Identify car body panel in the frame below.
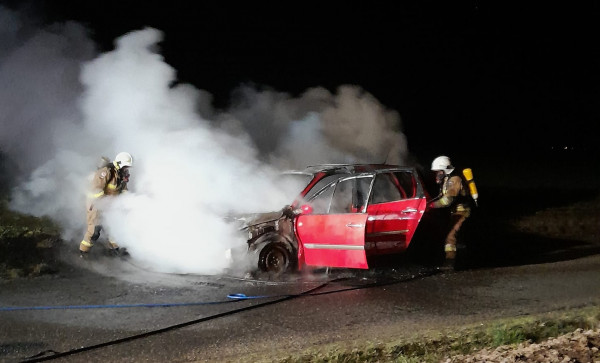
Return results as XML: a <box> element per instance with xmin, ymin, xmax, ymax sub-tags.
<box><xmin>365</xmin><ymin>197</ymin><xmax>427</xmax><ymax>255</ymax></box>
<box><xmin>296</xmin><ymin>213</ymin><xmax>369</xmax><ymax>269</ymax></box>
<box><xmin>238</xmin><ymin>164</ymin><xmax>436</xmax><ymax>273</ymax></box>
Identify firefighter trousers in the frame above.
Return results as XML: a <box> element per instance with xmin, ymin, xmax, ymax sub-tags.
<box><xmin>444</xmin><ymin>212</ymin><xmax>469</xmax><ymax>260</ymax></box>
<box><xmin>80</xmin><ymin>203</ymin><xmax>118</xmax><ymax>252</ymax></box>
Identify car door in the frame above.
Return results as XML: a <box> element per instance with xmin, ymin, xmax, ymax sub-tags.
<box><xmin>365</xmin><ymin>171</ymin><xmax>427</xmax><ymax>254</ymax></box>
<box><xmin>296</xmin><ymin>175</ymin><xmax>372</xmax><ymax>269</ymax></box>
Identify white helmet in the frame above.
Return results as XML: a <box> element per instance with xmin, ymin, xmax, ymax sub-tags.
<box><xmin>431</xmin><ymin>155</ymin><xmax>454</xmax><ymax>174</ymax></box>
<box><xmin>114</xmin><ymin>152</ymin><xmax>133</xmax><ymax>169</ymax></box>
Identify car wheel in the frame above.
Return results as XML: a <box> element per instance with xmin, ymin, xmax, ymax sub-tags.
<box><xmin>258</xmin><ymin>242</ymin><xmax>292</xmax><ymax>274</ymax></box>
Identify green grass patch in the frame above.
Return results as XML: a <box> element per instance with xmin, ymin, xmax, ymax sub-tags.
<box><xmin>275</xmin><ymin>305</ymin><xmax>600</xmax><ymax>363</ymax></box>
<box><xmin>0</xmin><ymin>200</ymin><xmax>62</xmax><ymax>279</ymax></box>
<box><xmin>0</xmin><ymin>200</ymin><xmax>60</xmax><ymax>239</ymax></box>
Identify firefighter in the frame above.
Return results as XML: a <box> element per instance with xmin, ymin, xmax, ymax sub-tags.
<box><xmin>428</xmin><ymin>155</ymin><xmax>471</xmax><ymax>271</ymax></box>
<box><xmin>79</xmin><ymin>152</ymin><xmax>133</xmax><ymax>258</ymax></box>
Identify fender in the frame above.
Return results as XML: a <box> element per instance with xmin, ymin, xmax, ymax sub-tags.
<box><xmin>249</xmin><ymin>233</ymin><xmax>297</xmax><ymax>272</ymax></box>
<box><xmin>249</xmin><ymin>233</ymin><xmax>296</xmax><ymax>255</ymax></box>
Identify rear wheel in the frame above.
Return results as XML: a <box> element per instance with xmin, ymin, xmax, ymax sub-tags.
<box><xmin>258</xmin><ymin>242</ymin><xmax>293</xmax><ymax>274</ymax></box>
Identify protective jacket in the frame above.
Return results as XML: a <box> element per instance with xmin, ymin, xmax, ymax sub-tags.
<box><xmin>430</xmin><ymin>173</ymin><xmax>471</xmax><ymax>216</ymax></box>
<box><xmin>88</xmin><ymin>164</ymin><xmax>128</xmax><ymax>199</ymax></box>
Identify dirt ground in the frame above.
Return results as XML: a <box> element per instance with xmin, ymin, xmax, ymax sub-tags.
<box><xmin>445</xmin><ymin>329</ymin><xmax>600</xmax><ymax>363</ymax></box>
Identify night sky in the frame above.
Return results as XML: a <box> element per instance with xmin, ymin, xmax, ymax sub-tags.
<box><xmin>3</xmin><ymin>1</ymin><xmax>600</xmax><ymax>171</ymax></box>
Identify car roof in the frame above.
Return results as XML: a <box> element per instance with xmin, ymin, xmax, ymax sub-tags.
<box><xmin>289</xmin><ymin>164</ymin><xmax>416</xmax><ymax>175</ymax></box>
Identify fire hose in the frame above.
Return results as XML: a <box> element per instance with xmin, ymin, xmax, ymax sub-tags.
<box><xmin>12</xmin><ymin>269</ymin><xmax>438</xmax><ymax>362</ymax></box>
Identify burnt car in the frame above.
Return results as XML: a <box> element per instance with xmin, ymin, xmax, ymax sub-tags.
<box><xmin>236</xmin><ymin>164</ymin><xmax>442</xmax><ymax>274</ymax></box>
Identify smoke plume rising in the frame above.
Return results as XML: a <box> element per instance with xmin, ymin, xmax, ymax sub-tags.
<box><xmin>1</xmin><ymin>6</ymin><xmax>410</xmax><ymax>275</ymax></box>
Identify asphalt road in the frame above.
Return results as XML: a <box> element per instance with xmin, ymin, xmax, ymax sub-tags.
<box><xmin>1</xmin><ymin>236</ymin><xmax>600</xmax><ymax>363</ymax></box>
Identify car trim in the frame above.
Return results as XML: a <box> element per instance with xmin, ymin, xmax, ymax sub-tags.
<box><xmin>366</xmin><ymin>230</ymin><xmax>409</xmax><ymax>237</ymax></box>
<box><xmin>368</xmin><ymin>216</ymin><xmax>416</xmax><ymax>221</ymax></box>
<box><xmin>304</xmin><ymin>243</ymin><xmax>365</xmax><ymax>251</ymax></box>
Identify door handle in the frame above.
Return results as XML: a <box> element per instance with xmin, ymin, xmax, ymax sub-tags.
<box><xmin>401</xmin><ymin>208</ymin><xmax>417</xmax><ymax>214</ymax></box>
<box><xmin>346</xmin><ymin>223</ymin><xmax>365</xmax><ymax>228</ymax></box>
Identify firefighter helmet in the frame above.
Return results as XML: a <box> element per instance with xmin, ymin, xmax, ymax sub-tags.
<box><xmin>431</xmin><ymin>155</ymin><xmax>454</xmax><ymax>174</ymax></box>
<box><xmin>114</xmin><ymin>152</ymin><xmax>133</xmax><ymax>169</ymax></box>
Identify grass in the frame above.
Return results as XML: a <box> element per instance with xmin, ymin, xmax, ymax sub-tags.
<box><xmin>273</xmin><ymin>305</ymin><xmax>600</xmax><ymax>362</ymax></box>
<box><xmin>0</xmin><ymin>199</ymin><xmax>60</xmax><ymax>238</ymax></box>
<box><xmin>0</xmin><ymin>199</ymin><xmax>62</xmax><ymax>279</ymax></box>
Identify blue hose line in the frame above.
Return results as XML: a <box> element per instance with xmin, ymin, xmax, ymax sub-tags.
<box><xmin>226</xmin><ymin>293</ymin><xmax>276</xmax><ymax>300</ymax></box>
<box><xmin>1</xmin><ymin>299</ymin><xmax>236</xmax><ymax>311</ymax></box>
<box><xmin>0</xmin><ymin>293</ymin><xmax>285</xmax><ymax>311</ymax></box>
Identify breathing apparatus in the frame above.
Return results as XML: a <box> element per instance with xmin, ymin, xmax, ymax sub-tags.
<box><xmin>462</xmin><ymin>168</ymin><xmax>479</xmax><ymax>207</ymax></box>
<box><xmin>431</xmin><ymin>156</ymin><xmax>479</xmax><ymax>206</ymax></box>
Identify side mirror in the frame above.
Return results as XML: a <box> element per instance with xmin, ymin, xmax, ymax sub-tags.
<box><xmin>300</xmin><ymin>204</ymin><xmax>314</xmax><ymax>215</ymax></box>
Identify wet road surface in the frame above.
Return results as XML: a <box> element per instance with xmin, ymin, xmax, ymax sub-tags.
<box><xmin>1</xmin><ymin>243</ymin><xmax>600</xmax><ymax>363</ymax></box>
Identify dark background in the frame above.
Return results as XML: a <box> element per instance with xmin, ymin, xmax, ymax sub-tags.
<box><xmin>3</xmin><ymin>1</ymin><xmax>600</xmax><ymax>189</ymax></box>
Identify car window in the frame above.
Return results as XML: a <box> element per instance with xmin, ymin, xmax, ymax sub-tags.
<box><xmin>324</xmin><ymin>176</ymin><xmax>373</xmax><ymax>214</ymax></box>
<box><xmin>279</xmin><ymin>172</ymin><xmax>314</xmax><ymax>201</ymax></box>
<box><xmin>310</xmin><ymin>184</ymin><xmax>335</xmax><ymax>214</ymax></box>
<box><xmin>370</xmin><ymin>172</ymin><xmax>416</xmax><ymax>204</ymax></box>
<box><xmin>393</xmin><ymin>171</ymin><xmax>416</xmax><ymax>198</ymax></box>
<box><xmin>329</xmin><ymin>178</ymin><xmax>353</xmax><ymax>213</ymax></box>
<box><xmin>303</xmin><ymin>174</ymin><xmax>345</xmax><ymax>202</ymax></box>
<box><xmin>353</xmin><ymin>176</ymin><xmax>373</xmax><ymax>211</ymax></box>
<box><xmin>371</xmin><ymin>173</ymin><xmax>403</xmax><ymax>204</ymax></box>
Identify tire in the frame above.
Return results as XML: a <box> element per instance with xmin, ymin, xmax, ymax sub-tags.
<box><xmin>258</xmin><ymin>242</ymin><xmax>293</xmax><ymax>274</ymax></box>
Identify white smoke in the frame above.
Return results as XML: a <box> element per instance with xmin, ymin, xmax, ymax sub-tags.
<box><xmin>0</xmin><ymin>18</ymin><xmax>94</xmax><ymax>175</ymax></box>
<box><xmin>1</xmin><ymin>6</ymin><xmax>410</xmax><ymax>275</ymax></box>
<box><xmin>224</xmin><ymin>85</ymin><xmax>407</xmax><ymax>168</ymax></box>
<box><xmin>0</xmin><ymin>6</ymin><xmax>96</xmax><ymax>234</ymax></box>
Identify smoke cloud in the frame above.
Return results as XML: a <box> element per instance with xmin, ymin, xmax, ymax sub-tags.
<box><xmin>1</xmin><ymin>6</ymin><xmax>410</xmax><ymax>275</ymax></box>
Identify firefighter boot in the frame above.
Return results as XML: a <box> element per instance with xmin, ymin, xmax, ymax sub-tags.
<box><xmin>115</xmin><ymin>247</ymin><xmax>129</xmax><ymax>258</ymax></box>
<box><xmin>106</xmin><ymin>239</ymin><xmax>125</xmax><ymax>258</ymax></box>
<box><xmin>106</xmin><ymin>247</ymin><xmax>129</xmax><ymax>258</ymax></box>
<box><xmin>438</xmin><ymin>249</ymin><xmax>456</xmax><ymax>272</ymax></box>
<box><xmin>438</xmin><ymin>258</ymin><xmax>455</xmax><ymax>272</ymax></box>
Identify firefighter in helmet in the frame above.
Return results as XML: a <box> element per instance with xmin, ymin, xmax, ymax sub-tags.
<box><xmin>428</xmin><ymin>155</ymin><xmax>471</xmax><ymax>271</ymax></box>
<box><xmin>79</xmin><ymin>152</ymin><xmax>133</xmax><ymax>258</ymax></box>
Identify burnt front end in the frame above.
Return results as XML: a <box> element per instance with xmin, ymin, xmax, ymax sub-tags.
<box><xmin>236</xmin><ymin>206</ymin><xmax>299</xmax><ymax>274</ymax></box>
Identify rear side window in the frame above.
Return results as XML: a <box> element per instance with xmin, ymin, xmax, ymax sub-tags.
<box><xmin>394</xmin><ymin>172</ymin><xmax>416</xmax><ymax>198</ymax></box>
<box><xmin>371</xmin><ymin>172</ymin><xmax>416</xmax><ymax>204</ymax></box>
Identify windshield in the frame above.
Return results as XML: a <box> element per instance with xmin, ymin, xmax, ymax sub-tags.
<box><xmin>279</xmin><ymin>172</ymin><xmax>314</xmax><ymax>202</ymax></box>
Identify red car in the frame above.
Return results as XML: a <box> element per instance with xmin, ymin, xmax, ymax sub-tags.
<box><xmin>238</xmin><ymin>164</ymin><xmax>436</xmax><ymax>274</ymax></box>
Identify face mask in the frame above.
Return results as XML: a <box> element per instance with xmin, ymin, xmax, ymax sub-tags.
<box><xmin>120</xmin><ymin>167</ymin><xmax>130</xmax><ymax>182</ymax></box>
<box><xmin>435</xmin><ymin>171</ymin><xmax>445</xmax><ymax>184</ymax></box>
